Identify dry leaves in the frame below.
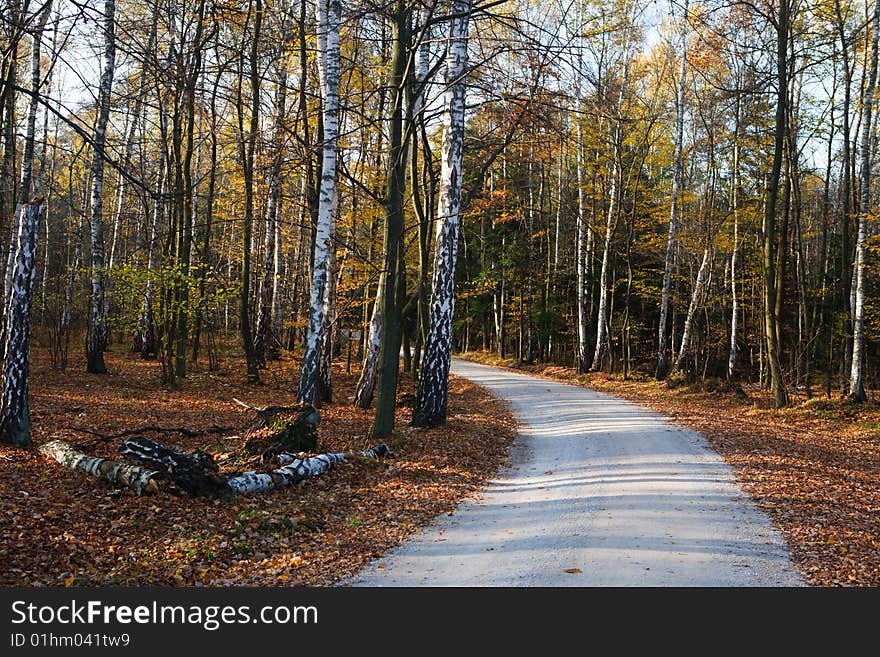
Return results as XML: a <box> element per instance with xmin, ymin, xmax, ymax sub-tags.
<box><xmin>0</xmin><ymin>346</ymin><xmax>516</xmax><ymax>587</ymax></box>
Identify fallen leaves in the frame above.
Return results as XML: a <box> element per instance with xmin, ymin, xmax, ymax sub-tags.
<box><xmin>0</xmin><ymin>346</ymin><xmax>516</xmax><ymax>587</ymax></box>
<box><xmin>564</xmin><ymin>568</ymin><xmax>582</xmax><ymax>574</ymax></box>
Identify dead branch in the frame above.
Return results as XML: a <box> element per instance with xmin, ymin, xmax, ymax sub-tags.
<box><xmin>67</xmin><ymin>425</ymin><xmax>235</xmax><ymax>449</ymax></box>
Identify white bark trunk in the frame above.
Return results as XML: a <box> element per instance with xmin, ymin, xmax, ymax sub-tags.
<box><xmin>575</xmin><ymin>116</ymin><xmax>588</xmax><ymax>371</ymax></box>
<box><xmin>4</xmin><ymin>2</ymin><xmax>50</xmax><ymax>308</ymax></box>
<box><xmin>850</xmin><ymin>0</ymin><xmax>880</xmax><ymax>401</ymax></box>
<box><xmin>354</xmin><ymin>273</ymin><xmax>384</xmax><ymax>408</ymax></box>
<box><xmin>228</xmin><ymin>444</ymin><xmax>389</xmax><ymax>494</ymax></box>
<box><xmin>1</xmin><ymin>200</ymin><xmax>44</xmax><ymax>446</ymax></box>
<box><xmin>298</xmin><ymin>0</ymin><xmax>340</xmax><ymax>404</ymax></box>
<box><xmin>317</xmin><ymin>206</ymin><xmax>339</xmax><ymax>402</ymax></box>
<box><xmin>413</xmin><ymin>0</ymin><xmax>471</xmax><ymax>427</ymax></box>
<box><xmin>40</xmin><ymin>440</ymin><xmax>160</xmax><ymax>495</ymax></box>
<box><xmin>728</xmin><ymin>97</ymin><xmax>741</xmax><ymax>379</ymax></box>
<box><xmin>591</xmin><ymin>14</ymin><xmax>635</xmax><ymax>372</ymax></box>
<box><xmin>86</xmin><ymin>0</ymin><xmax>116</xmax><ymax>374</ymax></box>
<box><xmin>674</xmin><ymin>247</ymin><xmax>711</xmax><ymax>374</ymax></box>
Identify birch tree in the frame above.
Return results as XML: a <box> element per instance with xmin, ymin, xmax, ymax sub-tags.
<box><xmin>412</xmin><ymin>0</ymin><xmax>471</xmax><ymax>428</ymax></box>
<box><xmin>86</xmin><ymin>0</ymin><xmax>116</xmax><ymax>374</ymax></box>
<box><xmin>849</xmin><ymin>0</ymin><xmax>880</xmax><ymax>403</ymax></box>
<box><xmin>656</xmin><ymin>0</ymin><xmax>687</xmax><ymax>380</ymax></box>
<box><xmin>0</xmin><ymin>198</ymin><xmax>44</xmax><ymax>446</ymax></box>
<box><xmin>298</xmin><ymin>0</ymin><xmax>341</xmax><ymax>404</ymax></box>
<box><xmin>591</xmin><ymin>8</ymin><xmax>635</xmax><ymax>372</ymax></box>
<box><xmin>3</xmin><ymin>1</ymin><xmax>50</xmax><ymax>321</ymax></box>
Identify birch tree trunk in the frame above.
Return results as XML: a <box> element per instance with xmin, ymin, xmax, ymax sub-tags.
<box><xmin>656</xmin><ymin>0</ymin><xmax>687</xmax><ymax>380</ymax></box>
<box><xmin>673</xmin><ymin>248</ymin><xmax>710</xmax><ymax>376</ymax></box>
<box><xmin>412</xmin><ymin>0</ymin><xmax>470</xmax><ymax>428</ymax></box>
<box><xmin>40</xmin><ymin>440</ymin><xmax>160</xmax><ymax>494</ymax></box>
<box><xmin>591</xmin><ymin>15</ymin><xmax>634</xmax><ymax>373</ymax></box>
<box><xmin>3</xmin><ymin>2</ymin><xmax>50</xmax><ymax>316</ymax></box>
<box><xmin>849</xmin><ymin>0</ymin><xmax>880</xmax><ymax>403</ymax></box>
<box><xmin>316</xmin><ymin>206</ymin><xmax>339</xmax><ymax>404</ymax></box>
<box><xmin>575</xmin><ymin>113</ymin><xmax>589</xmax><ymax>372</ymax></box>
<box><xmin>298</xmin><ymin>0</ymin><xmax>340</xmax><ymax>404</ymax></box>
<box><xmin>590</xmin><ymin>154</ymin><xmax>620</xmax><ymax>372</ymax></box>
<box><xmin>1</xmin><ymin>199</ymin><xmax>44</xmax><ymax>446</ymax></box>
<box><xmin>354</xmin><ymin>273</ymin><xmax>383</xmax><ymax>408</ymax></box>
<box><xmin>728</xmin><ymin>77</ymin><xmax>741</xmax><ymax>380</ymax></box>
<box><xmin>86</xmin><ymin>0</ymin><xmax>117</xmax><ymax>374</ymax></box>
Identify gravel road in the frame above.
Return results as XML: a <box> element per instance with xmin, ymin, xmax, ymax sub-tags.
<box><xmin>349</xmin><ymin>359</ymin><xmax>803</xmax><ymax>586</ymax></box>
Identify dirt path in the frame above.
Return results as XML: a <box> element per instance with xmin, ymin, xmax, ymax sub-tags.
<box><xmin>350</xmin><ymin>359</ymin><xmax>803</xmax><ymax>586</ymax></box>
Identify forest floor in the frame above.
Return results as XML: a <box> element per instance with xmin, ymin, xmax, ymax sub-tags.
<box><xmin>459</xmin><ymin>351</ymin><xmax>880</xmax><ymax>586</ymax></box>
<box><xmin>0</xmin><ymin>340</ymin><xmax>515</xmax><ymax>586</ymax></box>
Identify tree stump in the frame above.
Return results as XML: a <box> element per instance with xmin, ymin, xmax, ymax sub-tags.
<box><xmin>241</xmin><ymin>402</ymin><xmax>320</xmax><ymax>459</ymax></box>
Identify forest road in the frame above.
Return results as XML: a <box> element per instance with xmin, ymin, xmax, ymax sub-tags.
<box><xmin>348</xmin><ymin>359</ymin><xmax>804</xmax><ymax>586</ymax></box>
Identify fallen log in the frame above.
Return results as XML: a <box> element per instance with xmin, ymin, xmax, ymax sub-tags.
<box><xmin>228</xmin><ymin>443</ymin><xmax>391</xmax><ymax>494</ymax></box>
<box><xmin>120</xmin><ymin>437</ymin><xmax>231</xmax><ymax>497</ymax></box>
<box><xmin>42</xmin><ymin>436</ymin><xmax>389</xmax><ymax>497</ymax></box>
<box><xmin>39</xmin><ymin>440</ymin><xmax>159</xmax><ymax>495</ymax></box>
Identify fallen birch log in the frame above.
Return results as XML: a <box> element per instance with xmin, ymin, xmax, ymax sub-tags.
<box><xmin>41</xmin><ymin>437</ymin><xmax>389</xmax><ymax>497</ymax></box>
<box><xmin>120</xmin><ymin>437</ymin><xmax>231</xmax><ymax>497</ymax></box>
<box><xmin>228</xmin><ymin>444</ymin><xmax>391</xmax><ymax>494</ymax></box>
<box><xmin>39</xmin><ymin>440</ymin><xmax>159</xmax><ymax>495</ymax></box>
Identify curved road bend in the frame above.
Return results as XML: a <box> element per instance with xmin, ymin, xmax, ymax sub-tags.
<box><xmin>350</xmin><ymin>359</ymin><xmax>803</xmax><ymax>586</ymax></box>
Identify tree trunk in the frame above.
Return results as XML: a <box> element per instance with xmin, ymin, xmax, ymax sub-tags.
<box><xmin>656</xmin><ymin>0</ymin><xmax>687</xmax><ymax>380</ymax></box>
<box><xmin>39</xmin><ymin>440</ymin><xmax>159</xmax><ymax>495</ymax></box>
<box><xmin>254</xmin><ymin>61</ymin><xmax>288</xmax><ymax>365</ymax></box>
<box><xmin>354</xmin><ymin>273</ymin><xmax>383</xmax><ymax>408</ymax></box>
<box><xmin>849</xmin><ymin>0</ymin><xmax>880</xmax><ymax>402</ymax></box>
<box><xmin>0</xmin><ymin>199</ymin><xmax>44</xmax><ymax>446</ymax></box>
<box><xmin>412</xmin><ymin>0</ymin><xmax>470</xmax><ymax>428</ymax></box>
<box><xmin>239</xmin><ymin>0</ymin><xmax>264</xmax><ymax>384</ymax></box>
<box><xmin>591</xmin><ymin>18</ymin><xmax>634</xmax><ymax>373</ymax></box>
<box><xmin>673</xmin><ymin>248</ymin><xmax>710</xmax><ymax>376</ymax></box>
<box><xmin>763</xmin><ymin>0</ymin><xmax>790</xmax><ymax>408</ymax></box>
<box><xmin>86</xmin><ymin>0</ymin><xmax>117</xmax><ymax>374</ymax></box>
<box><xmin>298</xmin><ymin>0</ymin><xmax>340</xmax><ymax>404</ymax></box>
<box><xmin>728</xmin><ymin>76</ymin><xmax>742</xmax><ymax>380</ymax></box>
<box><xmin>371</xmin><ymin>2</ymin><xmax>412</xmax><ymax>437</ymax></box>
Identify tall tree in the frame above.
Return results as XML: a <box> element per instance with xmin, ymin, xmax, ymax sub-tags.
<box><xmin>656</xmin><ymin>0</ymin><xmax>687</xmax><ymax>380</ymax></box>
<box><xmin>238</xmin><ymin>0</ymin><xmax>264</xmax><ymax>384</ymax></box>
<box><xmin>86</xmin><ymin>0</ymin><xmax>117</xmax><ymax>374</ymax></box>
<box><xmin>412</xmin><ymin>0</ymin><xmax>470</xmax><ymax>428</ymax></box>
<box><xmin>299</xmin><ymin>0</ymin><xmax>341</xmax><ymax>403</ymax></box>
<box><xmin>0</xmin><ymin>198</ymin><xmax>45</xmax><ymax>446</ymax></box>
<box><xmin>370</xmin><ymin>0</ymin><xmax>412</xmax><ymax>436</ymax></box>
<box><xmin>849</xmin><ymin>0</ymin><xmax>880</xmax><ymax>402</ymax></box>
<box><xmin>763</xmin><ymin>0</ymin><xmax>790</xmax><ymax>408</ymax></box>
